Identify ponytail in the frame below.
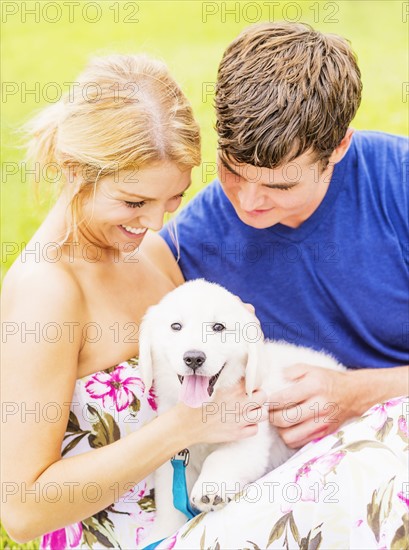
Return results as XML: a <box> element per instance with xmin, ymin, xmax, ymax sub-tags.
<box><xmin>23</xmin><ymin>99</ymin><xmax>68</xmax><ymax>195</ymax></box>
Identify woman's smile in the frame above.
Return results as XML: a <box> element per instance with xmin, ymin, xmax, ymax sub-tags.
<box><xmin>118</xmin><ymin>224</ymin><xmax>148</xmax><ymax>239</ymax></box>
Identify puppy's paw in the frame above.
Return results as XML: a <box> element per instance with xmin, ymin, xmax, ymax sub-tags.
<box><xmin>190</xmin><ymin>478</ymin><xmax>240</xmax><ymax>512</ymax></box>
<box><xmin>191</xmin><ymin>491</ymin><xmax>231</xmax><ymax>512</ymax></box>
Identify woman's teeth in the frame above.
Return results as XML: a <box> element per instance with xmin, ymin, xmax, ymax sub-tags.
<box><xmin>121</xmin><ymin>225</ymin><xmax>147</xmax><ymax>235</ymax></box>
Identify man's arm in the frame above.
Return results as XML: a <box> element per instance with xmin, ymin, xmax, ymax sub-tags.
<box><xmin>268</xmin><ymin>364</ymin><xmax>409</xmax><ymax>448</ymax></box>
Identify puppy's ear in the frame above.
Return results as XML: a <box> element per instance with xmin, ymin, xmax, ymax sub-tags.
<box><xmin>138</xmin><ymin>308</ymin><xmax>155</xmax><ymax>392</ymax></box>
<box><xmin>244</xmin><ymin>322</ymin><xmax>265</xmax><ymax>396</ymax></box>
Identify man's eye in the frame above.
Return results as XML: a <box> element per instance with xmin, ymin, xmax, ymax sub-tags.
<box><xmin>212</xmin><ymin>323</ymin><xmax>226</xmax><ymax>332</ymax></box>
<box><xmin>275</xmin><ymin>185</ymin><xmax>293</xmax><ymax>191</ymax></box>
<box><xmin>171</xmin><ymin>323</ymin><xmax>182</xmax><ymax>331</ymax></box>
<box><xmin>266</xmin><ymin>184</ymin><xmax>296</xmax><ymax>191</ymax></box>
<box><xmin>125</xmin><ymin>201</ymin><xmax>145</xmax><ymax>208</ymax></box>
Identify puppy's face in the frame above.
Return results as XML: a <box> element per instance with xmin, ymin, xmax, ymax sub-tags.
<box><xmin>139</xmin><ymin>280</ymin><xmax>263</xmax><ymax>407</ymax></box>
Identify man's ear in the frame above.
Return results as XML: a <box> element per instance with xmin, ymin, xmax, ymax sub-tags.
<box><xmin>329</xmin><ymin>127</ymin><xmax>354</xmax><ymax>164</ymax></box>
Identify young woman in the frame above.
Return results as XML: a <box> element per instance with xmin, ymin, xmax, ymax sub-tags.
<box><xmin>1</xmin><ymin>54</ymin><xmax>267</xmax><ymax>548</ymax></box>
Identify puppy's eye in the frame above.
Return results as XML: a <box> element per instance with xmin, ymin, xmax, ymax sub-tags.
<box><xmin>171</xmin><ymin>323</ymin><xmax>182</xmax><ymax>331</ymax></box>
<box><xmin>212</xmin><ymin>323</ymin><xmax>226</xmax><ymax>332</ymax></box>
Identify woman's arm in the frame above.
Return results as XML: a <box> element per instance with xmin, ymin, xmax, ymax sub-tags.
<box><xmin>268</xmin><ymin>363</ymin><xmax>409</xmax><ymax>448</ymax></box>
<box><xmin>1</xmin><ymin>265</ymin><xmax>265</xmax><ymax>542</ymax></box>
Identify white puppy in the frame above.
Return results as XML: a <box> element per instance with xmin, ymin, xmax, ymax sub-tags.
<box><xmin>138</xmin><ymin>279</ymin><xmax>345</xmax><ymax>545</ymax></box>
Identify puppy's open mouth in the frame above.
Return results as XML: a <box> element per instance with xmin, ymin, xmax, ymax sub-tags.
<box><xmin>177</xmin><ymin>364</ymin><xmax>226</xmax><ymax>408</ymax></box>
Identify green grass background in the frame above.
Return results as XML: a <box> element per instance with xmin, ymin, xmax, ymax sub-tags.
<box><xmin>0</xmin><ymin>0</ymin><xmax>407</xmax><ymax>547</ymax></box>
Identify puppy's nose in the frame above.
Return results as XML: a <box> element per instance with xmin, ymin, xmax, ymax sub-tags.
<box><xmin>183</xmin><ymin>350</ymin><xmax>206</xmax><ymax>371</ymax></box>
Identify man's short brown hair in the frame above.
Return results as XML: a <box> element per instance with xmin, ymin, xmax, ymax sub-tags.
<box><xmin>215</xmin><ymin>22</ymin><xmax>362</xmax><ymax>169</ymax></box>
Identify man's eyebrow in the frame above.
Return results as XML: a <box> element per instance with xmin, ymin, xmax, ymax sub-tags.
<box><xmin>220</xmin><ymin>157</ymin><xmax>300</xmax><ymax>188</ymax></box>
<box><xmin>116</xmin><ymin>180</ymin><xmax>192</xmax><ymax>200</ymax></box>
<box><xmin>219</xmin><ymin>154</ymin><xmax>242</xmax><ymax>178</ymax></box>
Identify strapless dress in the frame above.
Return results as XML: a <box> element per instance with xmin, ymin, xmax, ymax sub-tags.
<box><xmin>40</xmin><ymin>357</ymin><xmax>157</xmax><ymax>549</ymax></box>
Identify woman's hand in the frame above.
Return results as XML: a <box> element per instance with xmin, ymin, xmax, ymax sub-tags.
<box><xmin>268</xmin><ymin>364</ymin><xmax>358</xmax><ymax>449</ymax></box>
<box><xmin>180</xmin><ymin>378</ymin><xmax>268</xmax><ymax>446</ymax></box>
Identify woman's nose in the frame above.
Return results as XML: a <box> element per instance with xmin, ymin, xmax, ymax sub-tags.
<box><xmin>139</xmin><ymin>206</ymin><xmax>166</xmax><ymax>232</ymax></box>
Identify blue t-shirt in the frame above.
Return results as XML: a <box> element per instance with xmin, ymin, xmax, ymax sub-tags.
<box><xmin>160</xmin><ymin>131</ymin><xmax>409</xmax><ymax>369</ymax></box>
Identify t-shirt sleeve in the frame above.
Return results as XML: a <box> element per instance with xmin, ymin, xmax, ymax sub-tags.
<box><xmin>158</xmin><ymin>180</ymin><xmax>229</xmax><ymax>281</ymax></box>
<box><xmin>159</xmin><ymin>221</ymin><xmax>179</xmax><ymax>260</ymax></box>
<box><xmin>349</xmin><ymin>132</ymin><xmax>408</xmax><ymax>269</ymax></box>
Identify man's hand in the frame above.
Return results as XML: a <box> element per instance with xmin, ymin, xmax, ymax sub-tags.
<box><xmin>268</xmin><ymin>363</ymin><xmax>357</xmax><ymax>449</ymax></box>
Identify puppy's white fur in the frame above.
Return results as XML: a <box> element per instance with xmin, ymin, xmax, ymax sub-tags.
<box><xmin>138</xmin><ymin>280</ymin><xmax>345</xmax><ymax>545</ymax></box>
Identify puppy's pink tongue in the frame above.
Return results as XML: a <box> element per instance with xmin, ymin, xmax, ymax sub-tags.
<box><xmin>179</xmin><ymin>375</ymin><xmax>211</xmax><ymax>408</ymax></box>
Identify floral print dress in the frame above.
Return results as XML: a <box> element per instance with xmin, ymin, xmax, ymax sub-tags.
<box><xmin>41</xmin><ymin>358</ymin><xmax>158</xmax><ymax>550</ymax></box>
<box><xmin>41</xmin><ymin>362</ymin><xmax>409</xmax><ymax>549</ymax></box>
<box><xmin>157</xmin><ymin>396</ymin><xmax>409</xmax><ymax>550</ymax></box>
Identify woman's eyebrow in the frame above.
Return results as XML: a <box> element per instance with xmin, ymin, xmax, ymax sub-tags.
<box><xmin>116</xmin><ymin>180</ymin><xmax>192</xmax><ymax>200</ymax></box>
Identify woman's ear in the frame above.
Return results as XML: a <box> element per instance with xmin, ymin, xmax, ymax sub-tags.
<box><xmin>62</xmin><ymin>161</ymin><xmax>80</xmax><ymax>184</ymax></box>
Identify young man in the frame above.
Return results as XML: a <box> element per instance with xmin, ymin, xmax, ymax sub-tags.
<box><xmin>138</xmin><ymin>22</ymin><xmax>409</xmax><ymax>550</ymax></box>
<box><xmin>156</xmin><ymin>22</ymin><xmax>408</xmax><ymax>448</ymax></box>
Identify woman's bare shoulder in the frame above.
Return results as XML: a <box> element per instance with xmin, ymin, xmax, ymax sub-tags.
<box><xmin>139</xmin><ymin>231</ymin><xmax>184</xmax><ymax>286</ymax></box>
<box><xmin>2</xmin><ymin>255</ymin><xmax>85</xmax><ymax>321</ymax></box>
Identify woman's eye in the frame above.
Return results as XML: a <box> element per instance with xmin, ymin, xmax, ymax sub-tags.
<box><xmin>171</xmin><ymin>192</ymin><xmax>186</xmax><ymax>201</ymax></box>
<box><xmin>125</xmin><ymin>201</ymin><xmax>145</xmax><ymax>208</ymax></box>
<box><xmin>212</xmin><ymin>323</ymin><xmax>226</xmax><ymax>332</ymax></box>
<box><xmin>171</xmin><ymin>323</ymin><xmax>182</xmax><ymax>331</ymax></box>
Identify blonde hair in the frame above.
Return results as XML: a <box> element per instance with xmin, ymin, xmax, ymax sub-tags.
<box><xmin>24</xmin><ymin>53</ymin><xmax>201</xmax><ymax>244</ymax></box>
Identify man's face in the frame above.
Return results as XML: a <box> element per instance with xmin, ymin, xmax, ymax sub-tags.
<box><xmin>217</xmin><ymin>151</ymin><xmax>335</xmax><ymax>230</ymax></box>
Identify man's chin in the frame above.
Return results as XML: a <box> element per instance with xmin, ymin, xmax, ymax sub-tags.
<box><xmin>236</xmin><ymin>211</ymin><xmax>279</xmax><ymax>230</ymax></box>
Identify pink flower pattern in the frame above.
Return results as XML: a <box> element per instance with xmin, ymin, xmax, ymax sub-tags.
<box><xmin>41</xmin><ymin>357</ymin><xmax>408</xmax><ymax>550</ymax></box>
<box><xmin>134</xmin><ymin>499</ymin><xmax>156</xmax><ymax>548</ymax></box>
<box><xmin>41</xmin><ymin>523</ymin><xmax>82</xmax><ymax>550</ymax></box>
<box><xmin>156</xmin><ymin>532</ymin><xmax>178</xmax><ymax>549</ymax></box>
<box><xmin>367</xmin><ymin>397</ymin><xmax>407</xmax><ymax>431</ymax></box>
<box><xmin>148</xmin><ymin>385</ymin><xmax>158</xmax><ymax>412</ymax></box>
<box><xmin>398</xmin><ymin>414</ymin><xmax>409</xmax><ymax>437</ymax></box>
<box><xmin>397</xmin><ymin>491</ymin><xmax>409</xmax><ymax>509</ymax></box>
<box><xmin>40</xmin><ymin>359</ymin><xmax>156</xmax><ymax>550</ymax></box>
<box><xmin>85</xmin><ymin>365</ymin><xmax>145</xmax><ymax>411</ymax></box>
<box><xmin>279</xmin><ymin>450</ymin><xmax>346</xmax><ymax>514</ymax></box>
<box><xmin>355</xmin><ymin>519</ymin><xmax>364</xmax><ymax>527</ymax></box>
<box><xmin>295</xmin><ymin>451</ymin><xmax>346</xmax><ymax>497</ymax></box>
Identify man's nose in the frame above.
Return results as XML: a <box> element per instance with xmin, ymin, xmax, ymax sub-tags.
<box><xmin>237</xmin><ymin>182</ymin><xmax>264</xmax><ymax>211</ymax></box>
